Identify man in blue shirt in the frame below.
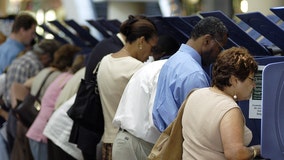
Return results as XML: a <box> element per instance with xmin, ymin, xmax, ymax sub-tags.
<box><xmin>0</xmin><ymin>12</ymin><xmax>37</xmax><ymax>74</ymax></box>
<box><xmin>152</xmin><ymin>16</ymin><xmax>228</xmax><ymax>132</ymax></box>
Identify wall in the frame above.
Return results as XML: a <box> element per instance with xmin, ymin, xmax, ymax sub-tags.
<box><xmin>107</xmin><ymin>2</ymin><xmax>145</xmax><ymax>22</ymax></box>
<box><xmin>61</xmin><ymin>0</ymin><xmax>103</xmax><ymax>40</ymax></box>
<box><xmin>246</xmin><ymin>0</ymin><xmax>284</xmax><ymax>15</ymax></box>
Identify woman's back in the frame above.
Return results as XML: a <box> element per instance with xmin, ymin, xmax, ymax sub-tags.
<box><xmin>97</xmin><ymin>54</ymin><xmax>143</xmax><ymax>143</ymax></box>
<box><xmin>182</xmin><ymin>88</ymin><xmax>252</xmax><ymax>159</ymax></box>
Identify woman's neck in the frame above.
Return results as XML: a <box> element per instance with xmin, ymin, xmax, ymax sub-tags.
<box><xmin>211</xmin><ymin>86</ymin><xmax>235</xmax><ymax>100</ymax></box>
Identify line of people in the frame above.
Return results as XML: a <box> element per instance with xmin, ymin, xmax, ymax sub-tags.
<box><xmin>0</xmin><ymin>12</ymin><xmax>262</xmax><ymax>160</ymax></box>
<box><xmin>0</xmin><ymin>12</ymin><xmax>86</xmax><ymax>160</ymax></box>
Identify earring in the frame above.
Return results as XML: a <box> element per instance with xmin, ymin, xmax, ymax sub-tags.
<box><xmin>233</xmin><ymin>94</ymin><xmax>237</xmax><ymax>100</ymax></box>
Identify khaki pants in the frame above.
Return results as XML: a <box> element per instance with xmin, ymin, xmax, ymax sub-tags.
<box><xmin>112</xmin><ymin>129</ymin><xmax>154</xmax><ymax>160</ymax></box>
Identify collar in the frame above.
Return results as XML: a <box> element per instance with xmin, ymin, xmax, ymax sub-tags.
<box><xmin>117</xmin><ymin>33</ymin><xmax>126</xmax><ymax>45</ymax></box>
<box><xmin>179</xmin><ymin>44</ymin><xmax>202</xmax><ymax>66</ymax></box>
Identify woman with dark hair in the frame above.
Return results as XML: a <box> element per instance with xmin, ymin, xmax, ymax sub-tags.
<box><xmin>97</xmin><ymin>14</ymin><xmax>158</xmax><ymax>160</ymax></box>
<box><xmin>182</xmin><ymin>47</ymin><xmax>261</xmax><ymax>159</ymax></box>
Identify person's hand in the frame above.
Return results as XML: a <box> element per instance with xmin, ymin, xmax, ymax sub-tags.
<box><xmin>250</xmin><ymin>145</ymin><xmax>261</xmax><ymax>158</ymax></box>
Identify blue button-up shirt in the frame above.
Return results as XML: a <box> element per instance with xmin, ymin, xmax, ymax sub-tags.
<box><xmin>152</xmin><ymin>44</ymin><xmax>210</xmax><ymax>132</ymax></box>
<box><xmin>0</xmin><ymin>38</ymin><xmax>25</xmax><ymax>74</ymax></box>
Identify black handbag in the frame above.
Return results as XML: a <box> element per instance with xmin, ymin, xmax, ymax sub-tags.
<box><xmin>67</xmin><ymin>62</ymin><xmax>104</xmax><ymax>134</ymax></box>
<box><xmin>14</xmin><ymin>70</ymin><xmax>54</xmax><ymax>127</ymax></box>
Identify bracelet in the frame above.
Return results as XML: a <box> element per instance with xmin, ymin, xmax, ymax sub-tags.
<box><xmin>250</xmin><ymin>146</ymin><xmax>257</xmax><ymax>158</ymax></box>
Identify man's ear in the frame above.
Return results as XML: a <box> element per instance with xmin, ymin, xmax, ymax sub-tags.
<box><xmin>203</xmin><ymin>34</ymin><xmax>212</xmax><ymax>45</ymax></box>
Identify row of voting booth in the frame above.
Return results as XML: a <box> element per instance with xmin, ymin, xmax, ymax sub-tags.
<box><xmin>39</xmin><ymin>7</ymin><xmax>284</xmax><ymax>160</ymax></box>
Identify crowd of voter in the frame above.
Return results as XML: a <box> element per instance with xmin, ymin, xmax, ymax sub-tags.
<box><xmin>0</xmin><ymin>12</ymin><xmax>261</xmax><ymax>160</ymax></box>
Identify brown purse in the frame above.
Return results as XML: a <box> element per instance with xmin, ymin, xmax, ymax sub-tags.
<box><xmin>11</xmin><ymin>70</ymin><xmax>54</xmax><ymax>127</ymax></box>
<box><xmin>148</xmin><ymin>89</ymin><xmax>196</xmax><ymax>160</ymax></box>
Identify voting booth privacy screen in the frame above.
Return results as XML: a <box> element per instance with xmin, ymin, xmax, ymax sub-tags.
<box><xmin>262</xmin><ymin>61</ymin><xmax>284</xmax><ymax>160</ymax></box>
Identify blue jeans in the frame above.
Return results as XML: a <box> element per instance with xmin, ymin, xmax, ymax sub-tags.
<box><xmin>0</xmin><ymin>123</ymin><xmax>9</xmax><ymax>160</ymax></box>
<box><xmin>29</xmin><ymin>139</ymin><xmax>48</xmax><ymax>160</ymax></box>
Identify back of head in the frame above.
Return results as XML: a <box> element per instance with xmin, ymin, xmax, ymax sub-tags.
<box><xmin>70</xmin><ymin>54</ymin><xmax>85</xmax><ymax>73</ymax></box>
<box><xmin>119</xmin><ymin>15</ymin><xmax>158</xmax><ymax>43</ymax></box>
<box><xmin>152</xmin><ymin>35</ymin><xmax>180</xmax><ymax>60</ymax></box>
<box><xmin>190</xmin><ymin>16</ymin><xmax>228</xmax><ymax>40</ymax></box>
<box><xmin>212</xmin><ymin>47</ymin><xmax>258</xmax><ymax>90</ymax></box>
<box><xmin>11</xmin><ymin>12</ymin><xmax>37</xmax><ymax>33</ymax></box>
<box><xmin>51</xmin><ymin>44</ymin><xmax>82</xmax><ymax>71</ymax></box>
<box><xmin>34</xmin><ymin>39</ymin><xmax>62</xmax><ymax>59</ymax></box>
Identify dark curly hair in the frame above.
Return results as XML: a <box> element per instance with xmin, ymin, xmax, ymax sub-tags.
<box><xmin>212</xmin><ymin>47</ymin><xmax>258</xmax><ymax>90</ymax></box>
<box><xmin>190</xmin><ymin>16</ymin><xmax>228</xmax><ymax>41</ymax></box>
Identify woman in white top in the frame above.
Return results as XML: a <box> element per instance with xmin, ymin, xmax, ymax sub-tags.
<box><xmin>97</xmin><ymin>15</ymin><xmax>158</xmax><ymax>160</ymax></box>
<box><xmin>182</xmin><ymin>47</ymin><xmax>261</xmax><ymax>159</ymax></box>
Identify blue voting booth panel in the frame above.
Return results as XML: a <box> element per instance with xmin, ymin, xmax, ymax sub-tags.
<box><xmin>270</xmin><ymin>6</ymin><xmax>284</xmax><ymax>21</ymax></box>
<box><xmin>96</xmin><ymin>19</ymin><xmax>120</xmax><ymax>35</ymax></box>
<box><xmin>236</xmin><ymin>12</ymin><xmax>284</xmax><ymax>53</ymax></box>
<box><xmin>87</xmin><ymin>19</ymin><xmax>112</xmax><ymax>38</ymax></box>
<box><xmin>237</xmin><ymin>20</ymin><xmax>250</xmax><ymax>31</ymax></box>
<box><xmin>163</xmin><ymin>16</ymin><xmax>193</xmax><ymax>38</ymax></box>
<box><xmin>270</xmin><ymin>7</ymin><xmax>284</xmax><ymax>31</ymax></box>
<box><xmin>237</xmin><ymin>56</ymin><xmax>284</xmax><ymax>147</ymax></box>
<box><xmin>261</xmin><ymin>61</ymin><xmax>284</xmax><ymax>160</ymax></box>
<box><xmin>199</xmin><ymin>10</ymin><xmax>271</xmax><ymax>56</ymax></box>
<box><xmin>266</xmin><ymin>14</ymin><xmax>282</xmax><ymax>24</ymax></box>
<box><xmin>49</xmin><ymin>20</ymin><xmax>87</xmax><ymax>47</ymax></box>
<box><xmin>149</xmin><ymin>16</ymin><xmax>189</xmax><ymax>44</ymax></box>
<box><xmin>40</xmin><ymin>24</ymin><xmax>69</xmax><ymax>44</ymax></box>
<box><xmin>64</xmin><ymin>19</ymin><xmax>99</xmax><ymax>46</ymax></box>
<box><xmin>108</xmin><ymin>19</ymin><xmax>121</xmax><ymax>32</ymax></box>
<box><xmin>236</xmin><ymin>20</ymin><xmax>274</xmax><ymax>47</ymax></box>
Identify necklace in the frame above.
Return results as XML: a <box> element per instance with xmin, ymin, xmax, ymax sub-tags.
<box><xmin>122</xmin><ymin>48</ymin><xmax>130</xmax><ymax>56</ymax></box>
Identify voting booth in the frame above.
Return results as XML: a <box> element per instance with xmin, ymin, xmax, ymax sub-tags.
<box><xmin>236</xmin><ymin>12</ymin><xmax>284</xmax><ymax>54</ymax></box>
<box><xmin>261</xmin><ymin>61</ymin><xmax>284</xmax><ymax>160</ymax></box>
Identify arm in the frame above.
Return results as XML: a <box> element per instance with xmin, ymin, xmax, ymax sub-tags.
<box><xmin>220</xmin><ymin>108</ymin><xmax>260</xmax><ymax>160</ymax></box>
<box><xmin>177</xmin><ymin>72</ymin><xmax>209</xmax><ymax>106</ymax></box>
<box><xmin>23</xmin><ymin>77</ymin><xmax>34</xmax><ymax>89</ymax></box>
<box><xmin>0</xmin><ymin>107</ymin><xmax>8</xmax><ymax>120</ymax></box>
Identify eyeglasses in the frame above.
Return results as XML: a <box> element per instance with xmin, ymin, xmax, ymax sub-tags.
<box><xmin>248</xmin><ymin>76</ymin><xmax>256</xmax><ymax>83</ymax></box>
<box><xmin>214</xmin><ymin>39</ymin><xmax>225</xmax><ymax>52</ymax></box>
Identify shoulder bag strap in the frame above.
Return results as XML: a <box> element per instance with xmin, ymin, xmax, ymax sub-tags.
<box><xmin>93</xmin><ymin>62</ymin><xmax>101</xmax><ymax>95</ymax></box>
<box><xmin>35</xmin><ymin>70</ymin><xmax>55</xmax><ymax>98</ymax></box>
<box><xmin>92</xmin><ymin>61</ymin><xmax>101</xmax><ymax>82</ymax></box>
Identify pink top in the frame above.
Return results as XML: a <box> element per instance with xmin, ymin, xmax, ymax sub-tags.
<box><xmin>26</xmin><ymin>72</ymin><xmax>73</xmax><ymax>143</ymax></box>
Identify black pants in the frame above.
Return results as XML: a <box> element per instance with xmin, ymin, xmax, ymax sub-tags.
<box><xmin>83</xmin><ymin>151</ymin><xmax>97</xmax><ymax>160</ymax></box>
<box><xmin>47</xmin><ymin>139</ymin><xmax>76</xmax><ymax>160</ymax></box>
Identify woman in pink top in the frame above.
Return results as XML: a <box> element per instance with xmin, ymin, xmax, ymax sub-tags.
<box><xmin>26</xmin><ymin>44</ymin><xmax>83</xmax><ymax>160</ymax></box>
